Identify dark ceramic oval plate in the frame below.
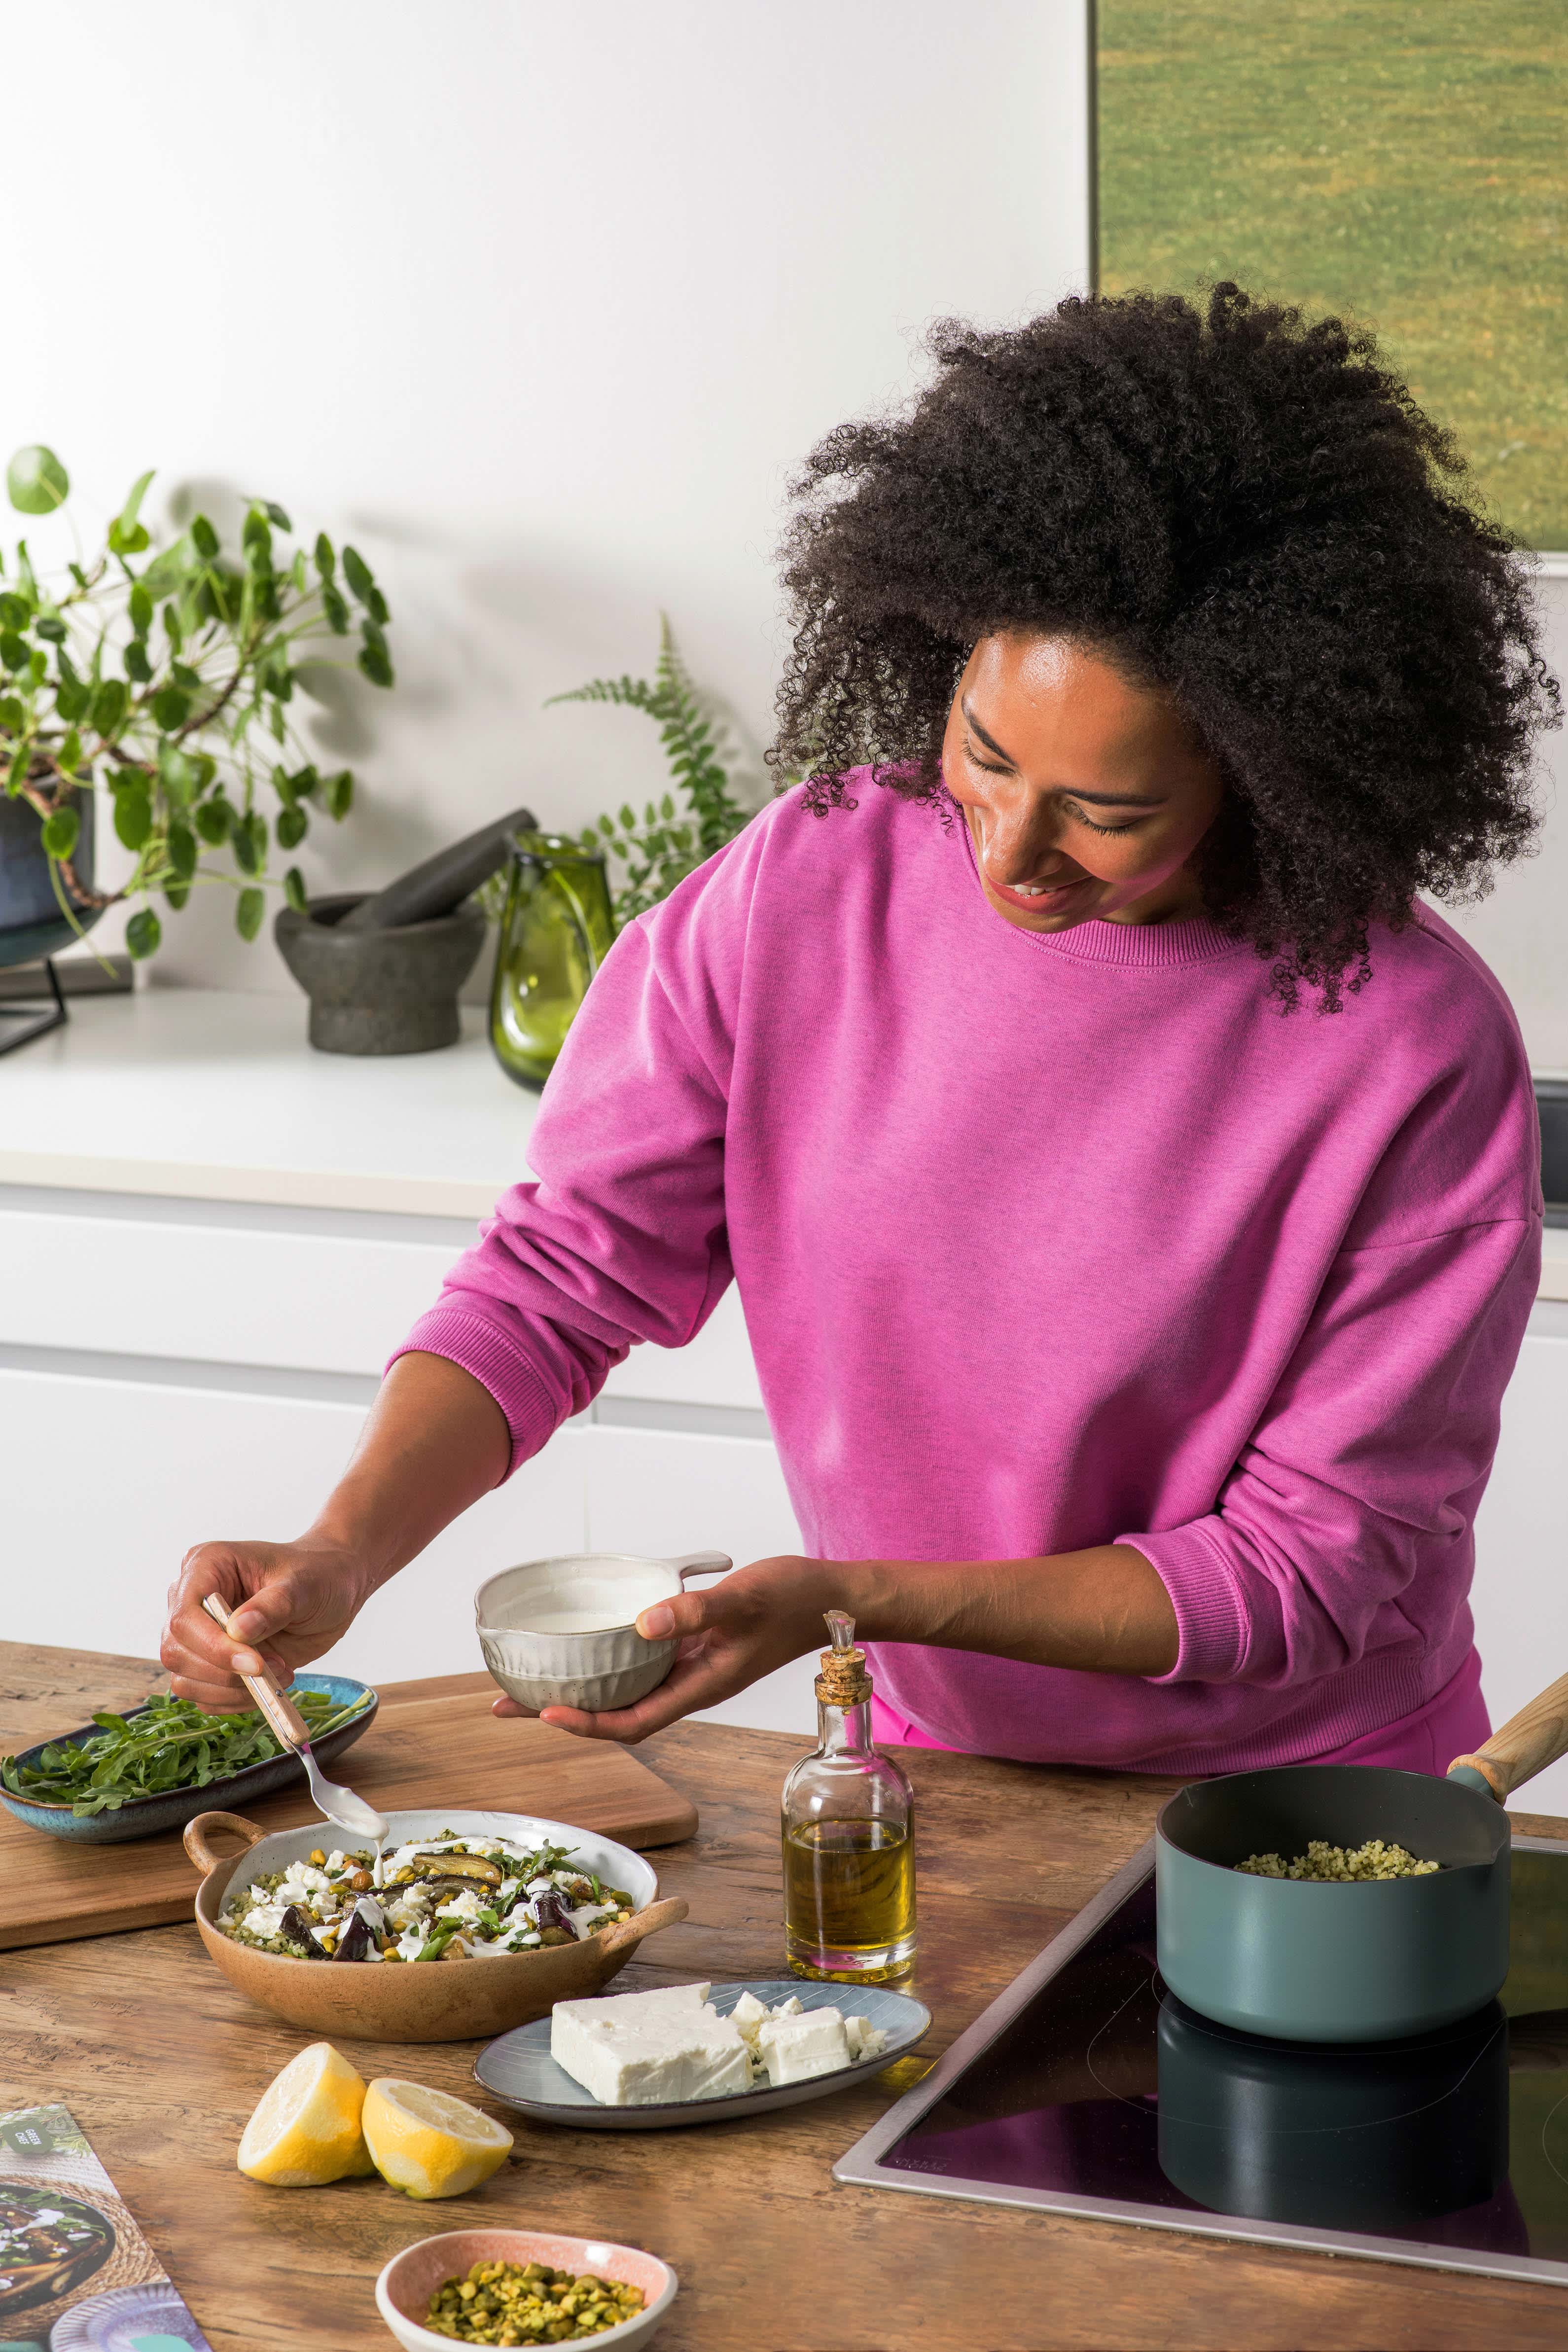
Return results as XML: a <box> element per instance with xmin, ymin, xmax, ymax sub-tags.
<box><xmin>0</xmin><ymin>1673</ymin><xmax>377</xmax><ymax>1844</ymax></box>
<box><xmin>474</xmin><ymin>1978</ymin><xmax>930</xmax><ymax>2130</ymax></box>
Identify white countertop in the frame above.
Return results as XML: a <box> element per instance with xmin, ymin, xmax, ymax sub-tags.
<box><xmin>0</xmin><ymin>988</ymin><xmax>539</xmax><ymax>1217</ymax></box>
<box><xmin>2</xmin><ymin>988</ymin><xmax>1566</xmax><ymax>1298</ymax></box>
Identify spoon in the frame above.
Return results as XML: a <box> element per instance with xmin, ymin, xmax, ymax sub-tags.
<box><xmin>201</xmin><ymin>1594</ymin><xmax>388</xmax><ymax>1845</ymax></box>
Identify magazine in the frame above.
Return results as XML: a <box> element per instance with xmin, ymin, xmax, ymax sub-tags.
<box><xmin>0</xmin><ymin>2103</ymin><xmax>212</xmax><ymax>2352</ymax></box>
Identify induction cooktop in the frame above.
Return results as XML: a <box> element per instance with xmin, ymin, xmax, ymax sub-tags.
<box><xmin>835</xmin><ymin>1836</ymin><xmax>1568</xmax><ymax>2286</ymax></box>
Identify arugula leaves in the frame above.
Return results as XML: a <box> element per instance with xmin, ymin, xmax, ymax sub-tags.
<box><xmin>0</xmin><ymin>1687</ymin><xmax>366</xmax><ymax>1816</ymax></box>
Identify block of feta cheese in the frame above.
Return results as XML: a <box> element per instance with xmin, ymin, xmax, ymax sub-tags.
<box><xmin>842</xmin><ymin>2015</ymin><xmax>888</xmax><ymax>2063</ymax></box>
<box><xmin>756</xmin><ymin>2006</ymin><xmax>853</xmax><ymax>2086</ymax></box>
<box><xmin>551</xmin><ymin>1981</ymin><xmax>752</xmax><ymax>2105</ymax></box>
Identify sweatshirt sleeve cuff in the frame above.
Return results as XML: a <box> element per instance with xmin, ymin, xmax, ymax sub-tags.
<box><xmin>389</xmin><ymin>1308</ymin><xmax>560</xmax><ymax>1477</ymax></box>
<box><xmin>1115</xmin><ymin>1521</ymin><xmax>1253</xmax><ymax>1684</ymax></box>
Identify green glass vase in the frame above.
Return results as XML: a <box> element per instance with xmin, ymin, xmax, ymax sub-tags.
<box><xmin>488</xmin><ymin>830</ymin><xmax>617</xmax><ymax>1090</ymax></box>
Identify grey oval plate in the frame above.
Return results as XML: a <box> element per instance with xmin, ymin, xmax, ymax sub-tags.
<box><xmin>474</xmin><ymin>1978</ymin><xmax>930</xmax><ymax>2130</ymax></box>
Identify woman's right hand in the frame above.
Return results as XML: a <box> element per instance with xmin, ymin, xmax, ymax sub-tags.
<box><xmin>161</xmin><ymin>1537</ymin><xmax>372</xmax><ymax>1709</ymax></box>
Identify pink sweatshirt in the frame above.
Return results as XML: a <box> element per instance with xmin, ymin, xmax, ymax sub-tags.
<box><xmin>395</xmin><ymin>781</ymin><xmax>1542</xmax><ymax>1775</ymax></box>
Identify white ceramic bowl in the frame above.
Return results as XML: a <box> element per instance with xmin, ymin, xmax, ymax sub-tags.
<box><xmin>376</xmin><ymin>2226</ymin><xmax>677</xmax><ymax>2350</ymax></box>
<box><xmin>476</xmin><ymin>1551</ymin><xmax>730</xmax><ymax>1713</ymax></box>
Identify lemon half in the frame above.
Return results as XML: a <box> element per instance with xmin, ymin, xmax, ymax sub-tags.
<box><xmin>361</xmin><ymin>2077</ymin><xmax>514</xmax><ymax>2199</ymax></box>
<box><xmin>237</xmin><ymin>2042</ymin><xmax>376</xmax><ymax>2187</ymax></box>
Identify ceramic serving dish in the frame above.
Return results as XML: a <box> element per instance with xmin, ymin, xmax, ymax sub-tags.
<box><xmin>474</xmin><ymin>1978</ymin><xmax>931</xmax><ymax>2130</ymax></box>
<box><xmin>376</xmin><ymin>2228</ymin><xmax>677</xmax><ymax>2352</ymax></box>
<box><xmin>476</xmin><ymin>1551</ymin><xmax>730</xmax><ymax>1713</ymax></box>
<box><xmin>184</xmin><ymin>1805</ymin><xmax>683</xmax><ymax>2042</ymax></box>
<box><xmin>0</xmin><ymin>1672</ymin><xmax>377</xmax><ymax>1844</ymax></box>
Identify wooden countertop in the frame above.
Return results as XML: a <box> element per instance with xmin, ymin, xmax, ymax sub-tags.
<box><xmin>3</xmin><ymin>1643</ymin><xmax>1567</xmax><ymax>2351</ymax></box>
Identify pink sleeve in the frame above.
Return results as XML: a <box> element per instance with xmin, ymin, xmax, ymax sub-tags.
<box><xmin>1121</xmin><ymin>1212</ymin><xmax>1540</xmax><ymax>1688</ymax></box>
<box><xmin>389</xmin><ymin>865</ymin><xmax>740</xmax><ymax>1474</ymax></box>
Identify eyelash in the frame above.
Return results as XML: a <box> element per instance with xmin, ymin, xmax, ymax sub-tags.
<box><xmin>963</xmin><ymin>744</ymin><xmax>1143</xmax><ymax>835</ymax></box>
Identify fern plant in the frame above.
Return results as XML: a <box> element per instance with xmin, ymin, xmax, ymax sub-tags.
<box><xmin>548</xmin><ymin>615</ymin><xmax>749</xmax><ymax>924</ymax></box>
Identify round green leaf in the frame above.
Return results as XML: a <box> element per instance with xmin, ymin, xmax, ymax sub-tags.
<box><xmin>357</xmin><ymin>643</ymin><xmax>393</xmax><ymax>689</ymax></box>
<box><xmin>0</xmin><ymin>592</ymin><xmax>31</xmax><ymax>629</ymax></box>
<box><xmin>41</xmin><ymin>805</ymin><xmax>79</xmax><ymax>858</ymax></box>
<box><xmin>321</xmin><ymin>584</ymin><xmax>349</xmax><ymax>635</ymax></box>
<box><xmin>7</xmin><ymin>445</ymin><xmax>70</xmax><ymax>515</ymax></box>
<box><xmin>55</xmin><ymin>676</ymin><xmax>90</xmax><ymax>724</ymax></box>
<box><xmin>32</xmin><ymin>613</ymin><xmax>66</xmax><ymax>643</ymax></box>
<box><xmin>342</xmin><ymin>545</ymin><xmax>373</xmax><ymax>604</ymax></box>
<box><xmin>231</xmin><ymin>815</ymin><xmax>260</xmax><ymax>874</ymax></box>
<box><xmin>235</xmin><ymin>886</ymin><xmax>265</xmax><ymax>941</ymax></box>
<box><xmin>128</xmin><ymin>582</ymin><xmax>153</xmax><ymax>635</ymax></box>
<box><xmin>91</xmin><ymin>678</ymin><xmax>129</xmax><ymax>736</ymax></box>
<box><xmin>314</xmin><ymin>532</ymin><xmax>335</xmax><ymax>579</ymax></box>
<box><xmin>276</xmin><ymin>804</ymin><xmax>307</xmax><ymax>850</ymax></box>
<box><xmin>151</xmin><ymin>685</ymin><xmax>190</xmax><ymax>732</ymax></box>
<box><xmin>189</xmin><ymin>514</ymin><xmax>219</xmax><ymax>560</ymax></box>
<box><xmin>159</xmin><ymin>747</ymin><xmax>197</xmax><ymax>805</ymax></box>
<box><xmin>263</xmin><ymin>500</ymin><xmax>292</xmax><ymax>532</ymax></box>
<box><xmin>164</xmin><ymin>881</ymin><xmax>190</xmax><ymax>910</ymax></box>
<box><xmin>194</xmin><ymin>797</ymin><xmax>232</xmax><ymax>846</ymax></box>
<box><xmin>325</xmin><ymin>769</ymin><xmax>354</xmax><ymax>820</ymax></box>
<box><xmin>125</xmin><ymin>906</ymin><xmax>162</xmax><ymax>959</ymax></box>
<box><xmin>0</xmin><ymin>694</ymin><xmax>24</xmax><ymax>731</ymax></box>
<box><xmin>124</xmin><ymin>641</ymin><xmax>153</xmax><ymax>684</ymax></box>
<box><xmin>283</xmin><ymin>864</ymin><xmax>308</xmax><ymax>914</ymax></box>
<box><xmin>0</xmin><ymin>631</ymin><xmax>29</xmax><ymax>672</ymax></box>
<box><xmin>167</xmin><ymin>820</ymin><xmax>197</xmax><ymax>880</ymax></box>
<box><xmin>113</xmin><ymin>785</ymin><xmax>153</xmax><ymax>852</ymax></box>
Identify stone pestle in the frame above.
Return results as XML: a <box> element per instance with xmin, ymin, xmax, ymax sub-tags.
<box><xmin>336</xmin><ymin>806</ymin><xmax>537</xmax><ymax>932</ymax></box>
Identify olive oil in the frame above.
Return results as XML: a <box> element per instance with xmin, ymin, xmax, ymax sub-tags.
<box><xmin>781</xmin><ymin>1612</ymin><xmax>916</xmax><ymax>1982</ymax></box>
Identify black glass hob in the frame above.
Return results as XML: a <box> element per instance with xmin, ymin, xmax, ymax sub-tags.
<box><xmin>835</xmin><ymin>1837</ymin><xmax>1568</xmax><ymax>2286</ymax></box>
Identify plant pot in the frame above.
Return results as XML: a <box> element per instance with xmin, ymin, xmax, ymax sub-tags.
<box><xmin>274</xmin><ymin>890</ymin><xmax>486</xmax><ymax>1054</ymax></box>
<box><xmin>0</xmin><ymin>788</ymin><xmax>102</xmax><ymax>969</ymax></box>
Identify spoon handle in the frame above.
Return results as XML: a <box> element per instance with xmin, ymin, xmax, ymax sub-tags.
<box><xmin>201</xmin><ymin>1592</ymin><xmax>311</xmax><ymax>1751</ymax></box>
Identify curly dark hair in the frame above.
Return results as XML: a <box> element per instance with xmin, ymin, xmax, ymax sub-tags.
<box><xmin>771</xmin><ymin>284</ymin><xmax>1559</xmax><ymax>1007</ymax></box>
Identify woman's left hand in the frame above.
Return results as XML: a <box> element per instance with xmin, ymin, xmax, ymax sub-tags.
<box><xmin>492</xmin><ymin>1555</ymin><xmax>835</xmax><ymax>1743</ymax></box>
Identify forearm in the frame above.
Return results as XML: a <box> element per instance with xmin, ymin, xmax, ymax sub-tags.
<box><xmin>309</xmin><ymin>1351</ymin><xmax>513</xmax><ymax>1590</ymax></box>
<box><xmin>844</xmin><ymin>1545</ymin><xmax>1179</xmax><ymax>1677</ymax></box>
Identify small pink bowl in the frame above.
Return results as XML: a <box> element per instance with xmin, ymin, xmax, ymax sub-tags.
<box><xmin>376</xmin><ymin>2227</ymin><xmax>677</xmax><ymax>2350</ymax></box>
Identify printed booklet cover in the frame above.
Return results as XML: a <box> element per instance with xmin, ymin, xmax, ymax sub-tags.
<box><xmin>0</xmin><ymin>2103</ymin><xmax>212</xmax><ymax>2352</ymax></box>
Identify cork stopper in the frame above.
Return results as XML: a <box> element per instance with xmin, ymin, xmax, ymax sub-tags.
<box><xmin>816</xmin><ymin>1609</ymin><xmax>871</xmax><ymax>1708</ymax></box>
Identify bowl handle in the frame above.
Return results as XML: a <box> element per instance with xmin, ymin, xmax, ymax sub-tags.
<box><xmin>184</xmin><ymin>1810</ymin><xmax>269</xmax><ymax>1878</ymax></box>
<box><xmin>593</xmin><ymin>1895</ymin><xmax>689</xmax><ymax>1960</ymax></box>
<box><xmin>670</xmin><ymin>1554</ymin><xmax>732</xmax><ymax>1585</ymax></box>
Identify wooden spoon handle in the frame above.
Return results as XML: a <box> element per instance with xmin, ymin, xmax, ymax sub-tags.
<box><xmin>201</xmin><ymin>1592</ymin><xmax>310</xmax><ymax>1751</ymax></box>
<box><xmin>184</xmin><ymin>1810</ymin><xmax>269</xmax><ymax>1877</ymax></box>
<box><xmin>1449</xmin><ymin>1669</ymin><xmax>1568</xmax><ymax>1802</ymax></box>
<box><xmin>593</xmin><ymin>1895</ymin><xmax>689</xmax><ymax>1959</ymax></box>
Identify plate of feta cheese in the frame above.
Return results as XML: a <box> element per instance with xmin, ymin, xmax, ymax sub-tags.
<box><xmin>473</xmin><ymin>1977</ymin><xmax>930</xmax><ymax>2128</ymax></box>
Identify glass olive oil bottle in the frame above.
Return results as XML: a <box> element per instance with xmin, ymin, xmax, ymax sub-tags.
<box><xmin>781</xmin><ymin>1611</ymin><xmax>915</xmax><ymax>1982</ymax></box>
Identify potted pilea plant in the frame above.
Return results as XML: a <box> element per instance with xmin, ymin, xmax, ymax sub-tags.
<box><xmin>0</xmin><ymin>442</ymin><xmax>393</xmax><ymax>966</ymax></box>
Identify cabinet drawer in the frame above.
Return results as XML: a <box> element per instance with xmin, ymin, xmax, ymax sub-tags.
<box><xmin>0</xmin><ymin>1207</ymin><xmax>456</xmax><ymax>1376</ymax></box>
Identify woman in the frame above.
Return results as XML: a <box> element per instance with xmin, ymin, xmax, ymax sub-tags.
<box><xmin>164</xmin><ymin>285</ymin><xmax>1556</xmax><ymax>1778</ymax></box>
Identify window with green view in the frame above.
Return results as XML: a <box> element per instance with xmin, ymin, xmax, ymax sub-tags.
<box><xmin>1094</xmin><ymin>1</ymin><xmax>1568</xmax><ymax>551</ymax></box>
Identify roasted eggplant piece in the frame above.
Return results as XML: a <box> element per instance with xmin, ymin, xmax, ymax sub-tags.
<box><xmin>331</xmin><ymin>1904</ymin><xmax>375</xmax><ymax>1962</ymax></box>
<box><xmin>279</xmin><ymin>1902</ymin><xmax>325</xmax><ymax>1954</ymax></box>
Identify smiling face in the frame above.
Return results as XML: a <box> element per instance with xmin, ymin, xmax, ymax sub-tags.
<box><xmin>941</xmin><ymin>634</ymin><xmax>1226</xmax><ymax>932</ymax></box>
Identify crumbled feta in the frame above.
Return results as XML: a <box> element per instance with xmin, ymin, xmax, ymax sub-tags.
<box><xmin>435</xmin><ymin>1889</ymin><xmax>488</xmax><ymax>1922</ymax></box>
<box><xmin>756</xmin><ymin>2007</ymin><xmax>852</xmax><ymax>2086</ymax></box>
<box><xmin>842</xmin><ymin>2015</ymin><xmax>888</xmax><ymax>2062</ymax></box>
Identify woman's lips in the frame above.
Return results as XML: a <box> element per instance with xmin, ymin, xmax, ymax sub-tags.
<box><xmin>988</xmin><ymin>873</ymin><xmax>1090</xmax><ymax>914</ymax></box>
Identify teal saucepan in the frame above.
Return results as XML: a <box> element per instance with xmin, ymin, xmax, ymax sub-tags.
<box><xmin>1155</xmin><ymin>1668</ymin><xmax>1568</xmax><ymax>2042</ymax></box>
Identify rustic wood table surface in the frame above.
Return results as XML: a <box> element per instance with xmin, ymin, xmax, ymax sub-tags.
<box><xmin>3</xmin><ymin>1640</ymin><xmax>1567</xmax><ymax>2351</ymax></box>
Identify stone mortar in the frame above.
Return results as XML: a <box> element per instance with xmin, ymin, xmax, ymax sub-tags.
<box><xmin>274</xmin><ymin>891</ymin><xmax>487</xmax><ymax>1054</ymax></box>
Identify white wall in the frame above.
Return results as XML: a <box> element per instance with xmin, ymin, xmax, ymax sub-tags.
<box><xmin>4</xmin><ymin>0</ymin><xmax>1091</xmax><ymax>993</ymax></box>
<box><xmin>1438</xmin><ymin>575</ymin><xmax>1568</xmax><ymax>1073</ymax></box>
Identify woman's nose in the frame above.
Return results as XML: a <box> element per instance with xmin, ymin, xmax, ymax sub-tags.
<box><xmin>979</xmin><ymin>795</ymin><xmax>1065</xmax><ymax>884</ymax></box>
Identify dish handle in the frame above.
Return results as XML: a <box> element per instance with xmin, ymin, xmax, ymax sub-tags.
<box><xmin>184</xmin><ymin>1810</ymin><xmax>270</xmax><ymax>1878</ymax></box>
<box><xmin>593</xmin><ymin>1896</ymin><xmax>689</xmax><ymax>1960</ymax></box>
<box><xmin>670</xmin><ymin>1554</ymin><xmax>732</xmax><ymax>1586</ymax></box>
<box><xmin>1449</xmin><ymin>1667</ymin><xmax>1568</xmax><ymax>1803</ymax></box>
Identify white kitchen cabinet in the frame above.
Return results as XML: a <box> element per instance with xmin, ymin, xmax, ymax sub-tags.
<box><xmin>1469</xmin><ymin>1311</ymin><xmax>1568</xmax><ymax>1817</ymax></box>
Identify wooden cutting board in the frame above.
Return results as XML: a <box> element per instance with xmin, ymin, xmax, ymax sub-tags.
<box><xmin>0</xmin><ymin>1669</ymin><xmax>697</xmax><ymax>1953</ymax></box>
